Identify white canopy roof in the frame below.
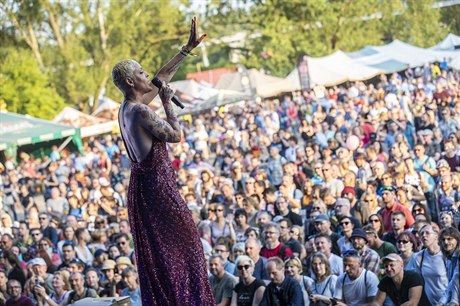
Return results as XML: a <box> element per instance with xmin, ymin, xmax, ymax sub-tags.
<box><xmin>216</xmin><ymin>69</ymin><xmax>298</xmax><ymax>97</ymax></box>
<box><xmin>430</xmin><ymin>33</ymin><xmax>460</xmax><ymax>51</ymax></box>
<box><xmin>287</xmin><ymin>51</ymin><xmax>383</xmax><ymax>87</ymax></box>
<box><xmin>53</xmin><ymin>107</ymin><xmax>103</xmax><ymax>127</ymax></box>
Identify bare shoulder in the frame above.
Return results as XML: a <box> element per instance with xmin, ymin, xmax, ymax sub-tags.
<box><xmin>131</xmin><ymin>103</ymin><xmax>180</xmax><ymax>143</ymax></box>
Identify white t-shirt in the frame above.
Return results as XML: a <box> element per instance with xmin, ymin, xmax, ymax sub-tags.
<box><xmin>333</xmin><ymin>269</ymin><xmax>379</xmax><ymax>306</ymax></box>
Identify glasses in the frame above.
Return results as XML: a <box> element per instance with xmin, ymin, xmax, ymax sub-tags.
<box><xmin>340</xmin><ymin>221</ymin><xmax>350</xmax><ymax>226</ymax></box>
<box><xmin>96</xmin><ymin>221</ymin><xmax>105</xmax><ymax>225</ymax></box>
<box><xmin>290</xmin><ymin>230</ymin><xmax>298</xmax><ymax>234</ymax></box>
<box><xmin>237</xmin><ymin>265</ymin><xmax>251</xmax><ymax>271</ymax></box>
<box><xmin>414</xmin><ymin>208</ymin><xmax>423</xmax><ymax>213</ymax></box>
<box><xmin>397</xmin><ymin>240</ymin><xmax>410</xmax><ymax>244</ymax></box>
<box><xmin>209</xmin><ymin>209</ymin><xmax>216</xmax><ymax>213</ymax></box>
<box><xmin>312</xmin><ymin>207</ymin><xmax>321</xmax><ymax>211</ymax></box>
<box><xmin>369</xmin><ymin>219</ymin><xmax>380</xmax><ymax>223</ymax></box>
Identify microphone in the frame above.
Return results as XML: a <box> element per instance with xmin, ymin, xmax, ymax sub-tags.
<box><xmin>151</xmin><ymin>77</ymin><xmax>185</xmax><ymax>109</ymax></box>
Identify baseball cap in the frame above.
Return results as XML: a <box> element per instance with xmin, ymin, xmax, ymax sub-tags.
<box><xmin>381</xmin><ymin>253</ymin><xmax>403</xmax><ymax>263</ymax></box>
<box><xmin>314</xmin><ymin>214</ymin><xmax>330</xmax><ymax>222</ymax></box>
<box><xmin>29</xmin><ymin>258</ymin><xmax>47</xmax><ymax>266</ymax></box>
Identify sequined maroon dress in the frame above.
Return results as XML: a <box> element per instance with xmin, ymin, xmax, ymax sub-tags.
<box><xmin>125</xmin><ymin>139</ymin><xmax>215</xmax><ymax>305</ymax></box>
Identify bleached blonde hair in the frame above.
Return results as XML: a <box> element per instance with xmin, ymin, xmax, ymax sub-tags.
<box><xmin>111</xmin><ymin>59</ymin><xmax>138</xmax><ymax>94</ymax></box>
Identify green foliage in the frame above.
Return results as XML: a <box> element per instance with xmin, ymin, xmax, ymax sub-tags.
<box><xmin>0</xmin><ymin>48</ymin><xmax>65</xmax><ymax>119</ymax></box>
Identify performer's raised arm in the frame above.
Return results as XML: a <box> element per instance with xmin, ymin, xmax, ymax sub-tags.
<box><xmin>142</xmin><ymin>16</ymin><xmax>206</xmax><ymax>104</ymax></box>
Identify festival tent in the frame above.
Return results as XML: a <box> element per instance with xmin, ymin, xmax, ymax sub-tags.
<box><xmin>176</xmin><ymin>90</ymin><xmax>250</xmax><ymax>116</ymax></box>
<box><xmin>169</xmin><ymin>79</ymin><xmax>220</xmax><ymax>102</ymax></box>
<box><xmin>92</xmin><ymin>97</ymin><xmax>120</xmax><ymax>120</ymax></box>
<box><xmin>349</xmin><ymin>39</ymin><xmax>460</xmax><ymax>71</ymax></box>
<box><xmin>215</xmin><ymin>69</ymin><xmax>298</xmax><ymax>98</ymax></box>
<box><xmin>53</xmin><ymin>107</ymin><xmax>119</xmax><ymax>138</ymax></box>
<box><xmin>0</xmin><ymin>111</ymin><xmax>83</xmax><ymax>156</ymax></box>
<box><xmin>430</xmin><ymin>33</ymin><xmax>460</xmax><ymax>51</ymax></box>
<box><xmin>286</xmin><ymin>50</ymin><xmax>384</xmax><ymax>88</ymax></box>
<box><xmin>53</xmin><ymin>107</ymin><xmax>104</xmax><ymax>126</ymax></box>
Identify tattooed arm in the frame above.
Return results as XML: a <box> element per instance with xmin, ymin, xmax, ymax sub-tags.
<box><xmin>135</xmin><ymin>103</ymin><xmax>181</xmax><ymax>143</ymax></box>
<box><xmin>142</xmin><ymin>17</ymin><xmax>206</xmax><ymax>105</ymax></box>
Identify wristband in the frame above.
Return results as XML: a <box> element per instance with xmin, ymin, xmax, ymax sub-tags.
<box><xmin>179</xmin><ymin>45</ymin><xmax>197</xmax><ymax>57</ymax></box>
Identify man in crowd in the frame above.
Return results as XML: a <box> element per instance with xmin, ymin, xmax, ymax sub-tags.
<box><xmin>67</xmin><ymin>272</ymin><xmax>99</xmax><ymax>303</ymax></box>
<box><xmin>370</xmin><ymin>253</ymin><xmax>430</xmax><ymax>306</ymax></box>
<box><xmin>214</xmin><ymin>242</ymin><xmax>235</xmax><ymax>274</ymax></box>
<box><xmin>245</xmin><ymin>238</ymin><xmax>269</xmax><ymax>281</ymax></box>
<box><xmin>6</xmin><ymin>279</ymin><xmax>33</xmax><ymax>306</ymax></box>
<box><xmin>314</xmin><ymin>233</ymin><xmax>343</xmax><ymax>276</ymax></box>
<box><xmin>333</xmin><ymin>251</ymin><xmax>379</xmax><ymax>306</ymax></box>
<box><xmin>275</xmin><ymin>196</ymin><xmax>302</xmax><ymax>226</ymax></box>
<box><xmin>121</xmin><ymin>267</ymin><xmax>142</xmax><ymax>306</ymax></box>
<box><xmin>260</xmin><ymin>222</ymin><xmax>293</xmax><ymax>260</ymax></box>
<box><xmin>38</xmin><ymin>213</ymin><xmax>58</xmax><ymax>247</ymax></box>
<box><xmin>350</xmin><ymin>228</ymin><xmax>381</xmax><ymax>275</ymax></box>
<box><xmin>364</xmin><ymin>226</ymin><xmax>397</xmax><ymax>259</ymax></box>
<box><xmin>414</xmin><ymin>224</ymin><xmax>448</xmax><ymax>305</ymax></box>
<box><xmin>260</xmin><ymin>257</ymin><xmax>303</xmax><ymax>306</ymax></box>
<box><xmin>208</xmin><ymin>255</ymin><xmax>238</xmax><ymax>306</ymax></box>
<box><xmin>383</xmin><ymin>211</ymin><xmax>407</xmax><ymax>246</ymax></box>
<box><xmin>379</xmin><ymin>186</ymin><xmax>414</xmax><ymax>232</ymax></box>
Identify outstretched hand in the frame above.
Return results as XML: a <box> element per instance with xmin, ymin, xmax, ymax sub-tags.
<box><xmin>185</xmin><ymin>16</ymin><xmax>206</xmax><ymax>51</ymax></box>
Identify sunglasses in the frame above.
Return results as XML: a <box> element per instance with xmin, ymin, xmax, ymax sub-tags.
<box><xmin>237</xmin><ymin>264</ymin><xmax>251</xmax><ymax>271</ymax></box>
<box><xmin>312</xmin><ymin>207</ymin><xmax>321</xmax><ymax>211</ymax></box>
<box><xmin>340</xmin><ymin>221</ymin><xmax>350</xmax><ymax>226</ymax></box>
<box><xmin>369</xmin><ymin>219</ymin><xmax>380</xmax><ymax>223</ymax></box>
<box><xmin>209</xmin><ymin>209</ymin><xmax>216</xmax><ymax>212</ymax></box>
<box><xmin>397</xmin><ymin>240</ymin><xmax>410</xmax><ymax>244</ymax></box>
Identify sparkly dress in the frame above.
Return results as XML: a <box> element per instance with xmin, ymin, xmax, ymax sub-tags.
<box><xmin>125</xmin><ymin>138</ymin><xmax>215</xmax><ymax>305</ymax></box>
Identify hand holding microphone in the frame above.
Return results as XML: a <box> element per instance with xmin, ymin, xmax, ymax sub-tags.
<box><xmin>152</xmin><ymin>77</ymin><xmax>185</xmax><ymax>109</ymax></box>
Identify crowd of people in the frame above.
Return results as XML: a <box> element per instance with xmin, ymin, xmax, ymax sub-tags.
<box><xmin>0</xmin><ymin>61</ymin><xmax>459</xmax><ymax>305</ymax></box>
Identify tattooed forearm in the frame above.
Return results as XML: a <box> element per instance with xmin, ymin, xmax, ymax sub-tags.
<box><xmin>158</xmin><ymin>52</ymin><xmax>187</xmax><ymax>78</ymax></box>
<box><xmin>137</xmin><ymin>104</ymin><xmax>181</xmax><ymax>143</ymax></box>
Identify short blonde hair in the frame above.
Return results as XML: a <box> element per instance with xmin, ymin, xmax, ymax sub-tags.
<box><xmin>111</xmin><ymin>59</ymin><xmax>138</xmax><ymax>94</ymax></box>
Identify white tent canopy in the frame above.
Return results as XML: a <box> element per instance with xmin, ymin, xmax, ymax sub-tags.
<box><xmin>287</xmin><ymin>37</ymin><xmax>460</xmax><ymax>87</ymax></box>
<box><xmin>216</xmin><ymin>69</ymin><xmax>298</xmax><ymax>98</ymax></box>
<box><xmin>53</xmin><ymin>107</ymin><xmax>103</xmax><ymax>127</ymax></box>
<box><xmin>431</xmin><ymin>33</ymin><xmax>460</xmax><ymax>51</ymax></box>
<box><xmin>287</xmin><ymin>51</ymin><xmax>384</xmax><ymax>87</ymax></box>
<box><xmin>350</xmin><ymin>40</ymin><xmax>460</xmax><ymax>70</ymax></box>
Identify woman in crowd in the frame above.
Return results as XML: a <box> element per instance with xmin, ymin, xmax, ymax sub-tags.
<box><xmin>411</xmin><ymin>203</ymin><xmax>431</xmax><ymax>221</ymax></box>
<box><xmin>38</xmin><ymin>238</ymin><xmax>60</xmax><ymax>268</ymax></box>
<box><xmin>309</xmin><ymin>252</ymin><xmax>338</xmax><ymax>306</ymax></box>
<box><xmin>234</xmin><ymin>208</ymin><xmax>250</xmax><ymax>243</ymax></box>
<box><xmin>230</xmin><ymin>255</ymin><xmax>265</xmax><ymax>306</ymax></box>
<box><xmin>244</xmin><ymin>227</ymin><xmax>260</xmax><ymax>242</ymax></box>
<box><xmin>35</xmin><ymin>270</ymin><xmax>71</xmax><ymax>306</ymax></box>
<box><xmin>439</xmin><ymin>211</ymin><xmax>456</xmax><ymax>229</ymax></box>
<box><xmin>285</xmin><ymin>256</ymin><xmax>313</xmax><ymax>306</ymax></box>
<box><xmin>368</xmin><ymin>214</ymin><xmax>384</xmax><ymax>238</ymax></box>
<box><xmin>361</xmin><ymin>192</ymin><xmax>380</xmax><ymax>215</ymax></box>
<box><xmin>0</xmin><ymin>270</ymin><xmax>8</xmax><ymax>304</ymax></box>
<box><xmin>210</xmin><ymin>203</ymin><xmax>236</xmax><ymax>245</ymax></box>
<box><xmin>396</xmin><ymin>231</ymin><xmax>418</xmax><ymax>270</ymax></box>
<box><xmin>57</xmin><ymin>225</ymin><xmax>76</xmax><ymax>257</ymax></box>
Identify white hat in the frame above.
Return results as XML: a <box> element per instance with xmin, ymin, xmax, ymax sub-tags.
<box><xmin>99</xmin><ymin>177</ymin><xmax>110</xmax><ymax>187</ymax></box>
<box><xmin>29</xmin><ymin>258</ymin><xmax>47</xmax><ymax>266</ymax></box>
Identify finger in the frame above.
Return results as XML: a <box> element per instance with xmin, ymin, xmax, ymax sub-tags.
<box><xmin>198</xmin><ymin>34</ymin><xmax>207</xmax><ymax>43</ymax></box>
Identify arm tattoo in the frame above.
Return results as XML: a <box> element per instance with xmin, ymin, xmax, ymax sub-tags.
<box><xmin>160</xmin><ymin>52</ymin><xmax>186</xmax><ymax>76</ymax></box>
<box><xmin>136</xmin><ymin>104</ymin><xmax>181</xmax><ymax>143</ymax></box>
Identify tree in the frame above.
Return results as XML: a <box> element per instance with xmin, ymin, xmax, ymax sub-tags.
<box><xmin>0</xmin><ymin>47</ymin><xmax>64</xmax><ymax>119</ymax></box>
<box><xmin>1</xmin><ymin>0</ymin><xmax>189</xmax><ymax>115</ymax></box>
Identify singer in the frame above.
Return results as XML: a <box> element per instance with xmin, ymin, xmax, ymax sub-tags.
<box><xmin>111</xmin><ymin>17</ymin><xmax>214</xmax><ymax>305</ymax></box>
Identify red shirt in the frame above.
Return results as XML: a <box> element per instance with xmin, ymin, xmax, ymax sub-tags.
<box><xmin>380</xmin><ymin>202</ymin><xmax>415</xmax><ymax>232</ymax></box>
<box><xmin>260</xmin><ymin>243</ymin><xmax>293</xmax><ymax>260</ymax></box>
